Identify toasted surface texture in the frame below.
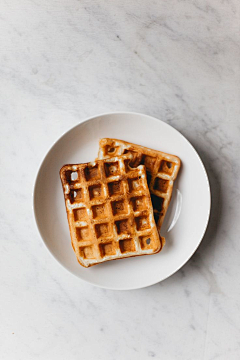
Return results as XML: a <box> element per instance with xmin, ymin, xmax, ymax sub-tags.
<box><xmin>98</xmin><ymin>139</ymin><xmax>181</xmax><ymax>232</ymax></box>
<box><xmin>60</xmin><ymin>153</ymin><xmax>164</xmax><ymax>267</ymax></box>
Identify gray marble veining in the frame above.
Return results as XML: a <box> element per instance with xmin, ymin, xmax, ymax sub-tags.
<box><xmin>0</xmin><ymin>0</ymin><xmax>240</xmax><ymax>359</ymax></box>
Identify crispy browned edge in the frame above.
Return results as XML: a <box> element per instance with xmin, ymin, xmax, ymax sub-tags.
<box><xmin>98</xmin><ymin>138</ymin><xmax>181</xmax><ymax>170</ymax></box>
<box><xmin>59</xmin><ymin>165</ymin><xmax>87</xmax><ymax>267</ymax></box>
<box><xmin>59</xmin><ymin>160</ymin><xmax>165</xmax><ymax>268</ymax></box>
<box><xmin>75</xmin><ymin>237</ymin><xmax>165</xmax><ymax>268</ymax></box>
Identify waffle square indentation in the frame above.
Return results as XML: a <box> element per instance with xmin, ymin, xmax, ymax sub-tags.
<box><xmin>104</xmin><ymin>161</ymin><xmax>120</xmax><ymax>177</ymax></box>
<box><xmin>111</xmin><ymin>200</ymin><xmax>128</xmax><ymax>216</ymax></box>
<box><xmin>65</xmin><ymin>170</ymin><xmax>79</xmax><ymax>184</ymax></box>
<box><xmin>89</xmin><ymin>184</ymin><xmax>103</xmax><ymax>200</ymax></box>
<box><xmin>69</xmin><ymin>188</ymin><xmax>83</xmax><ymax>203</ymax></box>
<box><xmin>139</xmin><ymin>235</ymin><xmax>152</xmax><ymax>250</ymax></box>
<box><xmin>108</xmin><ymin>180</ymin><xmax>123</xmax><ymax>196</ymax></box>
<box><xmin>153</xmin><ymin>178</ymin><xmax>169</xmax><ymax>193</ymax></box>
<box><xmin>99</xmin><ymin>242</ymin><xmax>116</xmax><ymax>256</ymax></box>
<box><xmin>115</xmin><ymin>219</ymin><xmax>131</xmax><ymax>235</ymax></box>
<box><xmin>159</xmin><ymin>160</ymin><xmax>174</xmax><ymax>175</ymax></box>
<box><xmin>84</xmin><ymin>164</ymin><xmax>100</xmax><ymax>181</ymax></box>
<box><xmin>135</xmin><ymin>215</ymin><xmax>150</xmax><ymax>231</ymax></box>
<box><xmin>128</xmin><ymin>177</ymin><xmax>142</xmax><ymax>193</ymax></box>
<box><xmin>73</xmin><ymin>208</ymin><xmax>87</xmax><ymax>221</ymax></box>
<box><xmin>79</xmin><ymin>246</ymin><xmax>94</xmax><ymax>259</ymax></box>
<box><xmin>124</xmin><ymin>150</ymin><xmax>141</xmax><ymax>167</ymax></box>
<box><xmin>76</xmin><ymin>226</ymin><xmax>90</xmax><ymax>241</ymax></box>
<box><xmin>92</xmin><ymin>204</ymin><xmax>106</xmax><ymax>219</ymax></box>
<box><xmin>124</xmin><ymin>159</ymin><xmax>132</xmax><ymax>172</ymax></box>
<box><xmin>104</xmin><ymin>145</ymin><xmax>119</xmax><ymax>156</ymax></box>
<box><xmin>95</xmin><ymin>223</ymin><xmax>110</xmax><ymax>238</ymax></box>
<box><xmin>119</xmin><ymin>239</ymin><xmax>135</xmax><ymax>253</ymax></box>
<box><xmin>142</xmin><ymin>155</ymin><xmax>156</xmax><ymax>172</ymax></box>
<box><xmin>130</xmin><ymin>196</ymin><xmax>146</xmax><ymax>212</ymax></box>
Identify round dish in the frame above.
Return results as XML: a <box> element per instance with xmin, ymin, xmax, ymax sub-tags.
<box><xmin>33</xmin><ymin>112</ymin><xmax>210</xmax><ymax>290</ymax></box>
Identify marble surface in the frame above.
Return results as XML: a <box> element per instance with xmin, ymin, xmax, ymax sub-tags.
<box><xmin>0</xmin><ymin>0</ymin><xmax>240</xmax><ymax>359</ymax></box>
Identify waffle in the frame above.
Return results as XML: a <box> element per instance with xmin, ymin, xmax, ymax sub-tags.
<box><xmin>60</xmin><ymin>153</ymin><xmax>164</xmax><ymax>268</ymax></box>
<box><xmin>98</xmin><ymin>139</ymin><xmax>181</xmax><ymax>232</ymax></box>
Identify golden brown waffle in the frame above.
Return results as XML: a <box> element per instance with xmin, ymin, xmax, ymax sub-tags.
<box><xmin>98</xmin><ymin>139</ymin><xmax>181</xmax><ymax>232</ymax></box>
<box><xmin>60</xmin><ymin>153</ymin><xmax>164</xmax><ymax>268</ymax></box>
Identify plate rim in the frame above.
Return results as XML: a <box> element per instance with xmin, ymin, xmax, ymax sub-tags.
<box><xmin>33</xmin><ymin>111</ymin><xmax>211</xmax><ymax>290</ymax></box>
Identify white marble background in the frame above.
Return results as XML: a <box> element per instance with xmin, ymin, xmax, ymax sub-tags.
<box><xmin>0</xmin><ymin>0</ymin><xmax>240</xmax><ymax>359</ymax></box>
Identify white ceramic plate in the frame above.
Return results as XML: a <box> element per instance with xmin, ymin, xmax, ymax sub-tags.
<box><xmin>33</xmin><ymin>112</ymin><xmax>210</xmax><ymax>290</ymax></box>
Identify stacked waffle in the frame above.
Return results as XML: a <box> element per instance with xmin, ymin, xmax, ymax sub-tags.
<box><xmin>60</xmin><ymin>139</ymin><xmax>181</xmax><ymax>267</ymax></box>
